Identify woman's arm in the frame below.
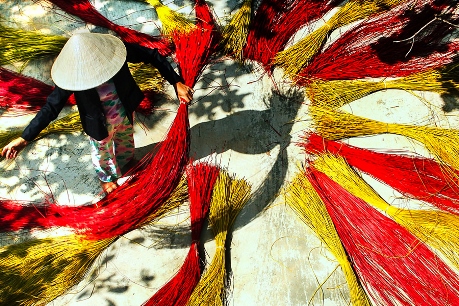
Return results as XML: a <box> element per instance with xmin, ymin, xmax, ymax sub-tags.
<box><xmin>21</xmin><ymin>86</ymin><xmax>72</xmax><ymax>141</ymax></box>
<box><xmin>1</xmin><ymin>86</ymin><xmax>71</xmax><ymax>159</ymax></box>
<box><xmin>124</xmin><ymin>42</ymin><xmax>194</xmax><ymax>102</ymax></box>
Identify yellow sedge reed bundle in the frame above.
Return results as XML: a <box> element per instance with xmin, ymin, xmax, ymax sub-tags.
<box><xmin>40</xmin><ymin>112</ymin><xmax>82</xmax><ymax>136</ymax></box>
<box><xmin>220</xmin><ymin>0</ymin><xmax>252</xmax><ymax>62</ymax></box>
<box><xmin>0</xmin><ymin>234</ymin><xmax>115</xmax><ymax>306</ymax></box>
<box><xmin>285</xmin><ymin>171</ymin><xmax>371</xmax><ymax>306</ymax></box>
<box><xmin>146</xmin><ymin>0</ymin><xmax>195</xmax><ymax>35</ymax></box>
<box><xmin>0</xmin><ymin>23</ymin><xmax>67</xmax><ymax>66</ymax></box>
<box><xmin>0</xmin><ymin>112</ymin><xmax>82</xmax><ymax>158</ymax></box>
<box><xmin>273</xmin><ymin>0</ymin><xmax>402</xmax><ymax>79</ymax></box>
<box><xmin>312</xmin><ymin>153</ymin><xmax>459</xmax><ymax>272</ymax></box>
<box><xmin>128</xmin><ymin>62</ymin><xmax>165</xmax><ymax>93</ymax></box>
<box><xmin>310</xmin><ymin>106</ymin><xmax>459</xmax><ymax>174</ymax></box>
<box><xmin>186</xmin><ymin>170</ymin><xmax>252</xmax><ymax>306</ymax></box>
<box><xmin>307</xmin><ymin>69</ymin><xmax>446</xmax><ymax>108</ymax></box>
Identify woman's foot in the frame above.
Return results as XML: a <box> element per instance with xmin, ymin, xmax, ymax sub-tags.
<box><xmin>100</xmin><ymin>181</ymin><xmax>118</xmax><ymax>194</ymax></box>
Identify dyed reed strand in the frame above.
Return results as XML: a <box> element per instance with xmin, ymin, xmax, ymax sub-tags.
<box><xmin>143</xmin><ymin>162</ymin><xmax>219</xmax><ymax>306</ymax></box>
<box><xmin>303</xmin><ymin>134</ymin><xmax>459</xmax><ymax>214</ymax></box>
<box><xmin>285</xmin><ymin>171</ymin><xmax>371</xmax><ymax>306</ymax></box>
<box><xmin>313</xmin><ymin>152</ymin><xmax>459</xmax><ymax>274</ymax></box>
<box><xmin>307</xmin><ymin>167</ymin><xmax>459</xmax><ymax>306</ymax></box>
<box><xmin>186</xmin><ymin>170</ymin><xmax>251</xmax><ymax>306</ymax></box>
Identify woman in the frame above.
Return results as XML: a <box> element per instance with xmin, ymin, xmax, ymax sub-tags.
<box><xmin>1</xmin><ymin>33</ymin><xmax>193</xmax><ymax>193</ymax></box>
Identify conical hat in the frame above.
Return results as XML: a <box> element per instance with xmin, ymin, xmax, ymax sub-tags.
<box><xmin>51</xmin><ymin>33</ymin><xmax>127</xmax><ymax>91</ymax></box>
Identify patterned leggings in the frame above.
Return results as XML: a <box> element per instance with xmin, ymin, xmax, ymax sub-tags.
<box><xmin>89</xmin><ymin>115</ymin><xmax>135</xmax><ymax>182</ymax></box>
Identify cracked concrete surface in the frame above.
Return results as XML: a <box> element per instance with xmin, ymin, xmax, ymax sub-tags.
<box><xmin>1</xmin><ymin>1</ymin><xmax>458</xmax><ymax>305</ymax></box>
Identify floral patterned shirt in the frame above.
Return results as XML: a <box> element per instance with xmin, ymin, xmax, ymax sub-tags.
<box><xmin>95</xmin><ymin>78</ymin><xmax>127</xmax><ymax>125</ymax></box>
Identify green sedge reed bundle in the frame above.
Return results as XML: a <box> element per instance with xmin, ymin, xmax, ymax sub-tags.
<box><xmin>0</xmin><ymin>112</ymin><xmax>81</xmax><ymax>159</ymax></box>
<box><xmin>220</xmin><ymin>0</ymin><xmax>252</xmax><ymax>62</ymax></box>
<box><xmin>146</xmin><ymin>0</ymin><xmax>195</xmax><ymax>35</ymax></box>
<box><xmin>307</xmin><ymin>69</ymin><xmax>447</xmax><ymax>108</ymax></box>
<box><xmin>310</xmin><ymin>106</ymin><xmax>459</xmax><ymax>174</ymax></box>
<box><xmin>273</xmin><ymin>0</ymin><xmax>403</xmax><ymax>79</ymax></box>
<box><xmin>285</xmin><ymin>170</ymin><xmax>371</xmax><ymax>306</ymax></box>
<box><xmin>312</xmin><ymin>153</ymin><xmax>459</xmax><ymax>273</ymax></box>
<box><xmin>128</xmin><ymin>62</ymin><xmax>165</xmax><ymax>93</ymax></box>
<box><xmin>0</xmin><ymin>23</ymin><xmax>67</xmax><ymax>66</ymax></box>
<box><xmin>186</xmin><ymin>170</ymin><xmax>252</xmax><ymax>306</ymax></box>
<box><xmin>0</xmin><ymin>234</ymin><xmax>116</xmax><ymax>306</ymax></box>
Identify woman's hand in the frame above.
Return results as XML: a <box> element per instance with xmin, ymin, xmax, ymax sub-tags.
<box><xmin>174</xmin><ymin>81</ymin><xmax>194</xmax><ymax>104</ymax></box>
<box><xmin>1</xmin><ymin>137</ymin><xmax>29</xmax><ymax>159</ymax></box>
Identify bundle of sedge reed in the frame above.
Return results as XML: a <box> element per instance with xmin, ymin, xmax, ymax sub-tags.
<box><xmin>307</xmin><ymin>68</ymin><xmax>447</xmax><ymax>108</ymax></box>
<box><xmin>0</xmin><ymin>67</ymin><xmax>58</xmax><ymax>114</ymax></box>
<box><xmin>194</xmin><ymin>0</ymin><xmax>220</xmax><ymax>33</ymax></box>
<box><xmin>0</xmin><ymin>173</ymin><xmax>188</xmax><ymax>233</ymax></box>
<box><xmin>0</xmin><ymin>177</ymin><xmax>189</xmax><ymax>305</ymax></box>
<box><xmin>303</xmin><ymin>134</ymin><xmax>459</xmax><ymax>215</ymax></box>
<box><xmin>274</xmin><ymin>0</ymin><xmax>403</xmax><ymax>78</ymax></box>
<box><xmin>285</xmin><ymin>171</ymin><xmax>371</xmax><ymax>306</ymax></box>
<box><xmin>307</xmin><ymin>167</ymin><xmax>459</xmax><ymax>305</ymax></box>
<box><xmin>0</xmin><ymin>234</ymin><xmax>115</xmax><ymax>306</ymax></box>
<box><xmin>0</xmin><ymin>23</ymin><xmax>67</xmax><ymax>66</ymax></box>
<box><xmin>310</xmin><ymin>106</ymin><xmax>459</xmax><ymax>174</ymax></box>
<box><xmin>273</xmin><ymin>0</ymin><xmax>400</xmax><ymax>77</ymax></box>
<box><xmin>128</xmin><ymin>62</ymin><xmax>165</xmax><ymax>93</ymax></box>
<box><xmin>49</xmin><ymin>102</ymin><xmax>189</xmax><ymax>240</ymax></box>
<box><xmin>0</xmin><ymin>112</ymin><xmax>81</xmax><ymax>159</ymax></box>
<box><xmin>186</xmin><ymin>170</ymin><xmax>251</xmax><ymax>306</ymax></box>
<box><xmin>143</xmin><ymin>162</ymin><xmax>219</xmax><ymax>306</ymax></box>
<box><xmin>171</xmin><ymin>0</ymin><xmax>219</xmax><ymax>88</ymax></box>
<box><xmin>48</xmin><ymin>0</ymin><xmax>172</xmax><ymax>55</ymax></box>
<box><xmin>220</xmin><ymin>0</ymin><xmax>252</xmax><ymax>62</ymax></box>
<box><xmin>312</xmin><ymin>153</ymin><xmax>459</xmax><ymax>275</ymax></box>
<box><xmin>243</xmin><ymin>0</ymin><xmax>341</xmax><ymax>71</ymax></box>
<box><xmin>146</xmin><ymin>0</ymin><xmax>195</xmax><ymax>36</ymax></box>
<box><xmin>297</xmin><ymin>0</ymin><xmax>459</xmax><ymax>83</ymax></box>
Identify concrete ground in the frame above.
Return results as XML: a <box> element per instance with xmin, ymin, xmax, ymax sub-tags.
<box><xmin>1</xmin><ymin>1</ymin><xmax>458</xmax><ymax>305</ymax></box>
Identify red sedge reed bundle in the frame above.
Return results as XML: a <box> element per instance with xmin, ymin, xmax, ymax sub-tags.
<box><xmin>220</xmin><ymin>0</ymin><xmax>252</xmax><ymax>62</ymax></box>
<box><xmin>0</xmin><ymin>23</ymin><xmax>67</xmax><ymax>66</ymax></box>
<box><xmin>303</xmin><ymin>134</ymin><xmax>459</xmax><ymax>215</ymax></box>
<box><xmin>273</xmin><ymin>0</ymin><xmax>403</xmax><ymax>79</ymax></box>
<box><xmin>47</xmin><ymin>0</ymin><xmax>172</xmax><ymax>55</ymax></box>
<box><xmin>143</xmin><ymin>162</ymin><xmax>220</xmax><ymax>306</ymax></box>
<box><xmin>0</xmin><ymin>98</ymin><xmax>188</xmax><ymax>235</ymax></box>
<box><xmin>171</xmin><ymin>0</ymin><xmax>220</xmax><ymax>88</ymax></box>
<box><xmin>297</xmin><ymin>0</ymin><xmax>459</xmax><ymax>83</ymax></box>
<box><xmin>312</xmin><ymin>152</ymin><xmax>459</xmax><ymax>274</ymax></box>
<box><xmin>49</xmin><ymin>102</ymin><xmax>190</xmax><ymax>240</ymax></box>
<box><xmin>145</xmin><ymin>0</ymin><xmax>195</xmax><ymax>36</ymax></box>
<box><xmin>186</xmin><ymin>170</ymin><xmax>252</xmax><ymax>306</ymax></box>
<box><xmin>307</xmin><ymin>167</ymin><xmax>459</xmax><ymax>306</ymax></box>
<box><xmin>310</xmin><ymin>105</ymin><xmax>459</xmax><ymax>177</ymax></box>
<box><xmin>194</xmin><ymin>0</ymin><xmax>220</xmax><ymax>33</ymax></box>
<box><xmin>243</xmin><ymin>0</ymin><xmax>341</xmax><ymax>71</ymax></box>
<box><xmin>285</xmin><ymin>171</ymin><xmax>371</xmax><ymax>306</ymax></box>
<box><xmin>0</xmin><ymin>174</ymin><xmax>188</xmax><ymax>233</ymax></box>
<box><xmin>0</xmin><ymin>67</ymin><xmax>74</xmax><ymax>114</ymax></box>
